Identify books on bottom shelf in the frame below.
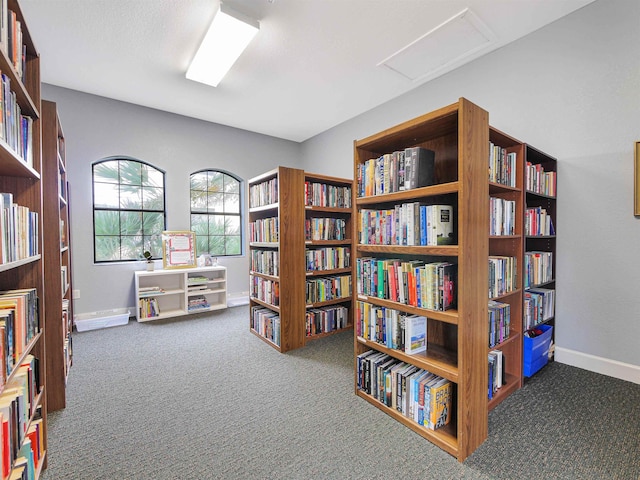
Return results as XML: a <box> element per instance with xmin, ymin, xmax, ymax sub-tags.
<box><xmin>0</xmin><ymin>353</ymin><xmax>44</xmax><ymax>479</ymax></box>
<box><xmin>188</xmin><ymin>295</ymin><xmax>210</xmax><ymax>311</ymax></box>
<box><xmin>488</xmin><ymin>350</ymin><xmax>505</xmax><ymax>400</ymax></box>
<box><xmin>356</xmin><ymin>350</ymin><xmax>452</xmax><ymax>430</ymax></box>
<box><xmin>524</xmin><ymin>288</ymin><xmax>555</xmax><ymax>329</ymax></box>
<box><xmin>251</xmin><ymin>306</ymin><xmax>280</xmax><ymax>346</ymax></box>
<box><xmin>139</xmin><ymin>297</ymin><xmax>160</xmax><ymax>319</ymax></box>
<box><xmin>305</xmin><ymin>305</ymin><xmax>348</xmax><ymax>336</ymax></box>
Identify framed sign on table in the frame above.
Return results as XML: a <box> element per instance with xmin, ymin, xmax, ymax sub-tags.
<box><xmin>162</xmin><ymin>231</ymin><xmax>196</xmax><ymax>269</ymax></box>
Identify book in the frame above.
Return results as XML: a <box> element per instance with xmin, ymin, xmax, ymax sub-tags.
<box><xmin>428</xmin><ymin>378</ymin><xmax>452</xmax><ymax>430</ymax></box>
<box><xmin>404</xmin><ymin>315</ymin><xmax>427</xmax><ymax>354</ymax></box>
<box><xmin>404</xmin><ymin>147</ymin><xmax>435</xmax><ymax>190</ymax></box>
<box><xmin>432</xmin><ymin>205</ymin><xmax>454</xmax><ymax>245</ymax></box>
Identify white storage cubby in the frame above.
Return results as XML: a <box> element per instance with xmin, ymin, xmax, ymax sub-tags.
<box><xmin>134</xmin><ymin>266</ymin><xmax>227</xmax><ymax>322</ymax></box>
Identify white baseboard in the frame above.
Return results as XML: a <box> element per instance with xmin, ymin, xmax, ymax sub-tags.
<box><xmin>555</xmin><ymin>347</ymin><xmax>640</xmax><ymax>385</ymax></box>
<box><xmin>227</xmin><ymin>292</ymin><xmax>249</xmax><ymax>307</ymax></box>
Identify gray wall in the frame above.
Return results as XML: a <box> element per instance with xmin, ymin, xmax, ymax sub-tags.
<box><xmin>42</xmin><ymin>85</ymin><xmax>301</xmax><ymax>315</ymax></box>
<box><xmin>301</xmin><ymin>0</ymin><xmax>640</xmax><ymax>372</ymax></box>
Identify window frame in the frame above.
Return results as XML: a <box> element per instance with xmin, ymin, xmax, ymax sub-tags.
<box><xmin>92</xmin><ymin>156</ymin><xmax>167</xmax><ymax>264</ymax></box>
<box><xmin>189</xmin><ymin>168</ymin><xmax>244</xmax><ymax>258</ymax></box>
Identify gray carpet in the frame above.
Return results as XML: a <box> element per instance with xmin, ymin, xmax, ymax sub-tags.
<box><xmin>41</xmin><ymin>306</ymin><xmax>640</xmax><ymax>480</ymax></box>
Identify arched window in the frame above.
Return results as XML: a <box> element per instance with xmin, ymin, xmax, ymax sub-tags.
<box><xmin>92</xmin><ymin>157</ymin><xmax>166</xmax><ymax>262</ymax></box>
<box><xmin>190</xmin><ymin>169</ymin><xmax>242</xmax><ymax>256</ymax></box>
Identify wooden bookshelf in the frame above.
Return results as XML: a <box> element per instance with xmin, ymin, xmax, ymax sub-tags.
<box><xmin>353</xmin><ymin>98</ymin><xmax>489</xmax><ymax>462</ymax></box>
<box><xmin>0</xmin><ymin>0</ymin><xmax>48</xmax><ymax>474</ymax></box>
<box><xmin>487</xmin><ymin>127</ymin><xmax>524</xmax><ymax>410</ymax></box>
<box><xmin>248</xmin><ymin>168</ymin><xmax>354</xmax><ymax>352</ymax></box>
<box><xmin>249</xmin><ymin>166</ymin><xmax>306</xmax><ymax>352</ymax></box>
<box><xmin>42</xmin><ymin>99</ymin><xmax>74</xmax><ymax>412</ymax></box>
<box><xmin>303</xmin><ymin>172</ymin><xmax>353</xmax><ymax>341</ymax></box>
<box><xmin>523</xmin><ymin>144</ymin><xmax>557</xmax><ymax>372</ymax></box>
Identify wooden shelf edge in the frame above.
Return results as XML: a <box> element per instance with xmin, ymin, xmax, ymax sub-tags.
<box><xmin>249</xmin><ymin>327</ymin><xmax>282</xmax><ymax>352</ymax></box>
<box><xmin>250</xmin><ymin>297</ymin><xmax>280</xmax><ymax>312</ymax></box>
<box><xmin>306</xmin><ymin>325</ymin><xmax>353</xmax><ymax>341</ymax></box>
<box><xmin>356</xmin><ymin>294</ymin><xmax>458</xmax><ymax>325</ymax></box>
<box><xmin>488</xmin><ymin>374</ymin><xmax>521</xmax><ymax>411</ymax></box>
<box><xmin>305</xmin><ymin>296</ymin><xmax>352</xmax><ymax>308</ymax></box>
<box><xmin>356</xmin><ymin>244</ymin><xmax>458</xmax><ymax>256</ymax></box>
<box><xmin>0</xmin><ymin>255</ymin><xmax>41</xmax><ymax>273</ymax></box>
<box><xmin>356</xmin><ymin>181</ymin><xmax>459</xmax><ymax>205</ymax></box>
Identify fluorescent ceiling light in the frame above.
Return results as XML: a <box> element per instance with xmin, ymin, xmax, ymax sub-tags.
<box><xmin>186</xmin><ymin>3</ymin><xmax>259</xmax><ymax>87</ymax></box>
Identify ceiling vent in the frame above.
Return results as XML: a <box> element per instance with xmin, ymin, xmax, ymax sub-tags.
<box><xmin>379</xmin><ymin>8</ymin><xmax>496</xmax><ymax>82</ymax></box>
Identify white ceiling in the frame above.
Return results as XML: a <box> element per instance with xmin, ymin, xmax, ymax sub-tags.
<box><xmin>21</xmin><ymin>0</ymin><xmax>594</xmax><ymax>143</ymax></box>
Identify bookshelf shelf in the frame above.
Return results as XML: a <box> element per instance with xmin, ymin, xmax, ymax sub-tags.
<box><xmin>356</xmin><ymin>294</ymin><xmax>460</xmax><ymax>325</ymax></box>
<box><xmin>249</xmin><ymin>167</ymin><xmax>353</xmax><ymax>352</ymax></box>
<box><xmin>134</xmin><ymin>266</ymin><xmax>227</xmax><ymax>322</ymax></box>
<box><xmin>0</xmin><ymin>0</ymin><xmax>49</xmax><ymax>474</ymax></box>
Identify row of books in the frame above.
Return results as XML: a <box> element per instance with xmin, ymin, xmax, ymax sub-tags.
<box><xmin>524</xmin><ymin>287</ymin><xmax>555</xmax><ymax>329</ymax></box>
<box><xmin>249</xmin><ymin>177</ymin><xmax>278</xmax><ymax>208</ymax></box>
<box><xmin>305</xmin><ymin>305</ymin><xmax>348</xmax><ymax>336</ymax></box>
<box><xmin>526</xmin><ymin>162</ymin><xmax>557</xmax><ymax>197</ymax></box>
<box><xmin>0</xmin><ymin>355</ymin><xmax>43</xmax><ymax>480</ymax></box>
<box><xmin>138</xmin><ymin>297</ymin><xmax>160</xmax><ymax>319</ymax></box>
<box><xmin>305</xmin><ymin>275</ymin><xmax>351</xmax><ymax>304</ymax></box>
<box><xmin>356</xmin><ymin>258</ymin><xmax>456</xmax><ymax>312</ymax></box>
<box><xmin>357</xmin><ymin>147</ymin><xmax>436</xmax><ymax>197</ymax></box>
<box><xmin>187</xmin><ymin>295</ymin><xmax>210</xmax><ymax>312</ymax></box>
<box><xmin>0</xmin><ymin>3</ymin><xmax>26</xmax><ymax>80</ymax></box>
<box><xmin>138</xmin><ymin>286</ymin><xmax>165</xmax><ymax>298</ymax></box>
<box><xmin>489</xmin><ymin>197</ymin><xmax>516</xmax><ymax>236</ymax></box>
<box><xmin>250</xmin><ymin>275</ymin><xmax>279</xmax><ymax>306</ymax></box>
<box><xmin>488</xmin><ymin>300</ymin><xmax>511</xmax><ymax>348</ymax></box>
<box><xmin>524</xmin><ymin>251</ymin><xmax>553</xmax><ymax>288</ymax></box>
<box><xmin>249</xmin><ymin>217</ymin><xmax>279</xmax><ymax>243</ymax></box>
<box><xmin>1</xmin><ymin>73</ymin><xmax>33</xmax><ymax>167</ymax></box>
<box><xmin>187</xmin><ymin>275</ymin><xmax>210</xmax><ymax>286</ymax></box>
<box><xmin>525</xmin><ymin>206</ymin><xmax>555</xmax><ymax>236</ymax></box>
<box><xmin>356</xmin><ymin>350</ymin><xmax>452</xmax><ymax>431</ymax></box>
<box><xmin>488</xmin><ymin>256</ymin><xmax>517</xmax><ymax>299</ymax></box>
<box><xmin>250</xmin><ymin>249</ymin><xmax>278</xmax><ymax>277</ymax></box>
<box><xmin>489</xmin><ymin>143</ymin><xmax>517</xmax><ymax>187</ymax></box>
<box><xmin>305</xmin><ymin>246</ymin><xmax>350</xmax><ymax>272</ymax></box>
<box><xmin>305</xmin><ymin>217</ymin><xmax>347</xmax><ymax>241</ymax></box>
<box><xmin>359</xmin><ymin>203</ymin><xmax>454</xmax><ymax>247</ymax></box>
<box><xmin>304</xmin><ymin>182</ymin><xmax>351</xmax><ymax>208</ymax></box>
<box><xmin>1</xmin><ymin>193</ymin><xmax>38</xmax><ymax>265</ymax></box>
<box><xmin>488</xmin><ymin>350</ymin><xmax>505</xmax><ymax>400</ymax></box>
<box><xmin>250</xmin><ymin>306</ymin><xmax>280</xmax><ymax>347</ymax></box>
<box><xmin>0</xmin><ymin>289</ymin><xmax>39</xmax><ymax>385</ymax></box>
<box><xmin>356</xmin><ymin>302</ymin><xmax>427</xmax><ymax>355</ymax></box>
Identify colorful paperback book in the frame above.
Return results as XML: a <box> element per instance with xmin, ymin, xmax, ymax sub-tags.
<box><xmin>404</xmin><ymin>315</ymin><xmax>427</xmax><ymax>354</ymax></box>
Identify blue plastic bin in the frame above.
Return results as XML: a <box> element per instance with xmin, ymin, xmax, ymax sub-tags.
<box><xmin>523</xmin><ymin>324</ymin><xmax>553</xmax><ymax>377</ymax></box>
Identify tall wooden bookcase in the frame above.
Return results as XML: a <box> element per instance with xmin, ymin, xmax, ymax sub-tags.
<box><xmin>0</xmin><ymin>0</ymin><xmax>48</xmax><ymax>474</ymax></box>
<box><xmin>42</xmin><ymin>99</ymin><xmax>73</xmax><ymax>412</ymax></box>
<box><xmin>248</xmin><ymin>167</ymin><xmax>353</xmax><ymax>352</ymax></box>
<box><xmin>524</xmin><ymin>145</ymin><xmax>557</xmax><ymax>361</ymax></box>
<box><xmin>353</xmin><ymin>98</ymin><xmax>489</xmax><ymax>461</ymax></box>
<box><xmin>487</xmin><ymin>128</ymin><xmax>524</xmax><ymax>408</ymax></box>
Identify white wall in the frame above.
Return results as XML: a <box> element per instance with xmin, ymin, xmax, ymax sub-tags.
<box><xmin>42</xmin><ymin>85</ymin><xmax>302</xmax><ymax>315</ymax></box>
<box><xmin>301</xmin><ymin>0</ymin><xmax>640</xmax><ymax>377</ymax></box>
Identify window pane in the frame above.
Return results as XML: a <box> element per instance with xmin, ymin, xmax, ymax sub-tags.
<box><xmin>225</xmin><ymin>236</ymin><xmax>241</xmax><ymax>255</ymax></box>
<box><xmin>224</xmin><ymin>193</ymin><xmax>240</xmax><ymax>214</ymax></box>
<box><xmin>121</xmin><ymin>235</ymin><xmax>143</xmax><ymax>260</ymax></box>
<box><xmin>119</xmin><ymin>161</ymin><xmax>142</xmax><ymax>185</ymax></box>
<box><xmin>207</xmin><ymin>192</ymin><xmax>224</xmax><ymax>213</ymax></box>
<box><xmin>224</xmin><ymin>215</ymin><xmax>240</xmax><ymax>235</ymax></box>
<box><xmin>208</xmin><ymin>171</ymin><xmax>224</xmax><ymax>193</ymax></box>
<box><xmin>120</xmin><ymin>211</ymin><xmax>142</xmax><ymax>235</ymax></box>
<box><xmin>94</xmin><ymin>161</ymin><xmax>120</xmax><ymax>184</ymax></box>
<box><xmin>143</xmin><ymin>235</ymin><xmax>162</xmax><ymax>258</ymax></box>
<box><xmin>120</xmin><ymin>185</ymin><xmax>142</xmax><ymax>209</ymax></box>
<box><xmin>142</xmin><ymin>164</ymin><xmax>163</xmax><ymax>187</ymax></box>
<box><xmin>191</xmin><ymin>190</ymin><xmax>207</xmax><ymax>212</ymax></box>
<box><xmin>209</xmin><ymin>236</ymin><xmax>225</xmax><ymax>255</ymax></box>
<box><xmin>196</xmin><ymin>235</ymin><xmax>209</xmax><ymax>256</ymax></box>
<box><xmin>143</xmin><ymin>212</ymin><xmax>164</xmax><ymax>235</ymax></box>
<box><xmin>95</xmin><ymin>236</ymin><xmax>121</xmax><ymax>261</ymax></box>
<box><xmin>143</xmin><ymin>186</ymin><xmax>164</xmax><ymax>210</ymax></box>
<box><xmin>224</xmin><ymin>175</ymin><xmax>240</xmax><ymax>194</ymax></box>
<box><xmin>191</xmin><ymin>172</ymin><xmax>208</xmax><ymax>191</ymax></box>
<box><xmin>94</xmin><ymin>210</ymin><xmax>119</xmax><ymax>235</ymax></box>
<box><xmin>209</xmin><ymin>215</ymin><xmax>224</xmax><ymax>235</ymax></box>
<box><xmin>94</xmin><ymin>183</ymin><xmax>119</xmax><ymax>208</ymax></box>
<box><xmin>191</xmin><ymin>214</ymin><xmax>209</xmax><ymax>235</ymax></box>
